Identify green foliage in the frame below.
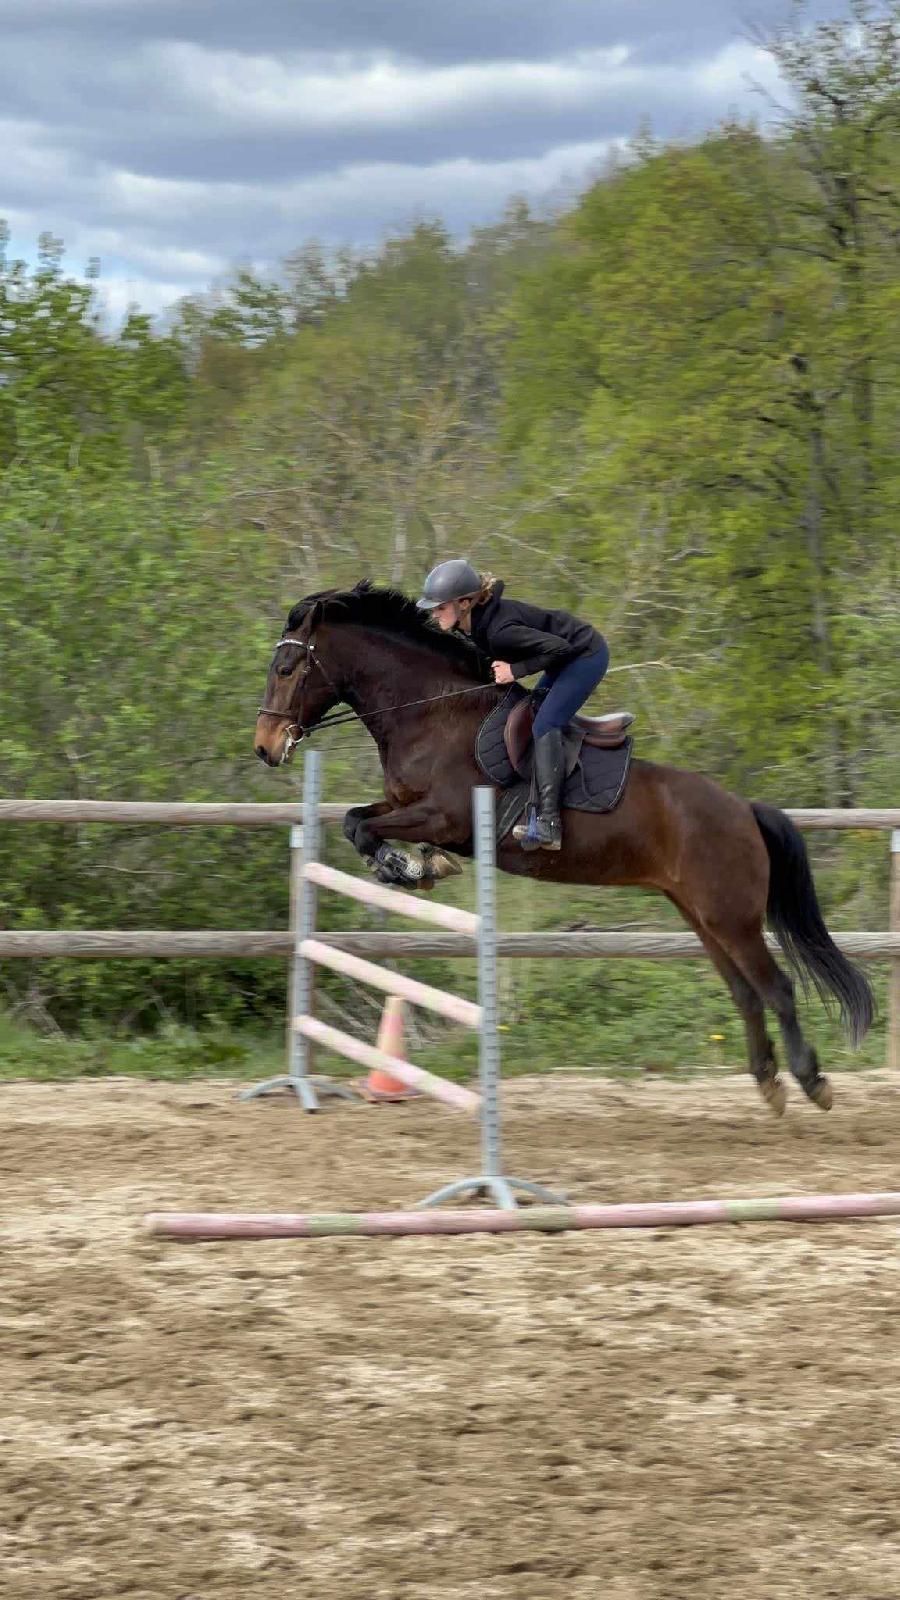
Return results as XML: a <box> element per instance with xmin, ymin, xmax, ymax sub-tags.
<box><xmin>0</xmin><ymin>1007</ymin><xmax>278</xmax><ymax>1082</ymax></box>
<box><xmin>0</xmin><ymin>227</ymin><xmax>188</xmax><ymax>472</ymax></box>
<box><xmin>500</xmin><ymin>5</ymin><xmax>900</xmax><ymax>800</ymax></box>
<box><xmin>0</xmin><ymin>2</ymin><xmax>896</xmax><ymax>1068</ymax></box>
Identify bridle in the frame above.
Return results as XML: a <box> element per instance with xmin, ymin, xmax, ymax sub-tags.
<box><xmin>256</xmin><ymin>634</ymin><xmax>339</xmax><ymax>758</ymax></box>
<box><xmin>258</xmin><ymin>635</ymin><xmax>333</xmax><ymax>714</ymax></box>
<box><xmin>257</xmin><ymin>630</ymin><xmax>496</xmax><ymax>758</ymax></box>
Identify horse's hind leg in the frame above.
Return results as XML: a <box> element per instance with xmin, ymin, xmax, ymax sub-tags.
<box><xmin>707</xmin><ymin>922</ymin><xmax>832</xmax><ymax>1111</ymax></box>
<box><xmin>667</xmin><ymin>895</ymin><xmax>786</xmax><ymax>1115</ymax></box>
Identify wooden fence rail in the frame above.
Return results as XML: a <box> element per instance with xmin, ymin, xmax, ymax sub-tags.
<box><xmin>0</xmin><ymin>930</ymin><xmax>896</xmax><ymax>961</ymax></box>
<box><xmin>0</xmin><ymin>800</ymin><xmax>898</xmax><ymax>830</ymax></box>
<box><xmin>0</xmin><ymin>799</ymin><xmax>897</xmax><ymax>1068</ymax></box>
<box><xmin>0</xmin><ymin>801</ymin><xmax>349</xmax><ymax>826</ymax></box>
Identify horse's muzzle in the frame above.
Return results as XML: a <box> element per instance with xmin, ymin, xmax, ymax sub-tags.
<box><xmin>253</xmin><ymin>715</ymin><xmax>302</xmax><ymax>767</ymax></box>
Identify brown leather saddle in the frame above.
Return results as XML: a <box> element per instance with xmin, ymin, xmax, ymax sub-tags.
<box><xmin>504</xmin><ymin>698</ymin><xmax>635</xmax><ymax>780</ymax></box>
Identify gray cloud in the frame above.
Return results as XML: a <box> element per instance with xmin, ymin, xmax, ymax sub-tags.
<box><xmin>0</xmin><ymin>2</ymin><xmax>778</xmax><ymax>61</ymax></box>
<box><xmin>0</xmin><ymin>0</ymin><xmax>849</xmax><ymax>318</ymax></box>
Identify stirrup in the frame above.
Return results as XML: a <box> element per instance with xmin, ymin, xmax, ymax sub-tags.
<box><xmin>513</xmin><ymin>805</ymin><xmax>562</xmax><ymax>852</ymax></box>
<box><xmin>512</xmin><ymin>804</ymin><xmax>541</xmax><ymax>849</ymax></box>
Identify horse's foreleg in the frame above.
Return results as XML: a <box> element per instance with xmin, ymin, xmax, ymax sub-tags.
<box><xmin>342</xmin><ymin>802</ymin><xmax>458</xmax><ymax>888</ymax></box>
<box><xmin>343</xmin><ymin>802</ymin><xmax>391</xmax><ymax>852</ymax></box>
<box><xmin>354</xmin><ymin>802</ymin><xmax>455</xmax><ymax>888</ymax></box>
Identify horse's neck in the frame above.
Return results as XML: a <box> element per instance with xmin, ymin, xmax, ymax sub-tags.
<box><xmin>340</xmin><ymin>629</ymin><xmax>475</xmax><ymax>750</ymax></box>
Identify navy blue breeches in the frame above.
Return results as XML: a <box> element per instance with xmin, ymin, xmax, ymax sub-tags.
<box><xmin>531</xmin><ymin>640</ymin><xmax>610</xmax><ymax>738</ymax></box>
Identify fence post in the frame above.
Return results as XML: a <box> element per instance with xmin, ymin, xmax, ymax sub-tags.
<box><xmin>290</xmin><ymin>751</ymin><xmax>321</xmax><ymax>1099</ymax></box>
<box><xmin>474</xmin><ymin>784</ymin><xmax>505</xmax><ymax>1196</ymax></box>
<box><xmin>883</xmin><ymin>832</ymin><xmax>890</xmax><ymax>1068</ymax></box>
<box><xmin>418</xmin><ymin>787</ymin><xmax>565</xmax><ymax>1209</ymax></box>
<box><xmin>286</xmin><ymin>821</ymin><xmax>305</xmax><ymax>1078</ymax></box>
<box><xmin>239</xmin><ymin>750</ymin><xmax>355</xmax><ymax>1110</ymax></box>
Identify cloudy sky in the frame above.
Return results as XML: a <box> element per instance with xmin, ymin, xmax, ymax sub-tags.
<box><xmin>1</xmin><ymin>0</ymin><xmax>846</xmax><ymax>321</ymax></box>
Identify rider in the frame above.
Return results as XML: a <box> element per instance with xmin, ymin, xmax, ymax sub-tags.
<box><xmin>417</xmin><ymin>559</ymin><xmax>609</xmax><ymax>850</ymax></box>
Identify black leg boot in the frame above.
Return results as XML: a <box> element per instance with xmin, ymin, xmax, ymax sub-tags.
<box><xmin>513</xmin><ymin>728</ymin><xmax>565</xmax><ymax>850</ymax></box>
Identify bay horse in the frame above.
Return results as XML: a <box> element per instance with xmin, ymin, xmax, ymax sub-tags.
<box><xmin>254</xmin><ymin>581</ymin><xmax>874</xmax><ymax>1115</ymax></box>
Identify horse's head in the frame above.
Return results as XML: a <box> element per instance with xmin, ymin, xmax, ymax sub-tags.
<box><xmin>254</xmin><ymin>579</ymin><xmax>491</xmax><ymax>766</ymax></box>
<box><xmin>254</xmin><ymin>601</ymin><xmax>340</xmax><ymax>766</ymax></box>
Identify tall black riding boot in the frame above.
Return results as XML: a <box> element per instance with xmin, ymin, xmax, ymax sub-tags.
<box><xmin>513</xmin><ymin>727</ymin><xmax>565</xmax><ymax>851</ymax></box>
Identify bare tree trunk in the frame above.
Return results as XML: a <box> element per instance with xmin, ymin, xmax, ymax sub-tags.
<box><xmin>802</xmin><ymin>412</ymin><xmax>851</xmax><ymax>804</ymax></box>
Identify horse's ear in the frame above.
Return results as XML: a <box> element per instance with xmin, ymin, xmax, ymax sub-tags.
<box><xmin>285</xmin><ymin>598</ymin><xmax>325</xmax><ymax>634</ymax></box>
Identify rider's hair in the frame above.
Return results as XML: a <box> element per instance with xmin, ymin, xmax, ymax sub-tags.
<box><xmin>471</xmin><ymin>572</ymin><xmax>497</xmax><ymax>606</ymax></box>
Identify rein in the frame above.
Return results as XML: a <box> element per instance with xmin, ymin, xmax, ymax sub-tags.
<box><xmin>257</xmin><ymin>635</ymin><xmax>492</xmax><ymax>741</ymax></box>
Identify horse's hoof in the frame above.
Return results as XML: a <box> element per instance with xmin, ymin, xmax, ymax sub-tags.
<box><xmin>758</xmin><ymin>1076</ymin><xmax>787</xmax><ymax>1117</ymax></box>
<box><xmin>421</xmin><ymin>847</ymin><xmax>463</xmax><ymax>880</ymax></box>
<box><xmin>807</xmin><ymin>1075</ymin><xmax>834</xmax><ymax>1111</ymax></box>
<box><xmin>372</xmin><ymin>846</ymin><xmax>424</xmax><ymax>888</ymax></box>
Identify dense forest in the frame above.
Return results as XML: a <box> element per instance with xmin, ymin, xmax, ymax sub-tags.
<box><xmin>0</xmin><ymin>3</ymin><xmax>897</xmax><ymax>1075</ymax></box>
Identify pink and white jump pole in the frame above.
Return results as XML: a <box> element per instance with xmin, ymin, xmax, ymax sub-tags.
<box><xmin>145</xmin><ymin>1192</ymin><xmax>900</xmax><ymax>1241</ymax></box>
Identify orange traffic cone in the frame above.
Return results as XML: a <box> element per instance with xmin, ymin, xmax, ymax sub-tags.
<box><xmin>353</xmin><ymin>996</ymin><xmax>423</xmax><ymax>1104</ymax></box>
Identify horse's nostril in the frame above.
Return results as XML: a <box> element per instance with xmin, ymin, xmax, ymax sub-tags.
<box><xmin>255</xmin><ymin>744</ymin><xmax>269</xmax><ymax>763</ymax></box>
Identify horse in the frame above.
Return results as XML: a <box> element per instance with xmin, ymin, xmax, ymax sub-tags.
<box><xmin>254</xmin><ymin>580</ymin><xmax>874</xmax><ymax>1115</ymax></box>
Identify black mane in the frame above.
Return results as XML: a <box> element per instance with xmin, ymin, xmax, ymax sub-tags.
<box><xmin>286</xmin><ymin>580</ymin><xmax>491</xmax><ymax>681</ymax></box>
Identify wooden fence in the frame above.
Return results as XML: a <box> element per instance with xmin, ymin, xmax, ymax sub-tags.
<box><xmin>0</xmin><ymin>800</ymin><xmax>898</xmax><ymax>1068</ymax></box>
<box><xmin>0</xmin><ymin>801</ymin><xmax>898</xmax><ymax>829</ymax></box>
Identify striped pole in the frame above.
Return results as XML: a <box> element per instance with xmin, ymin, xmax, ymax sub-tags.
<box><xmin>295</xmin><ymin>1015</ymin><xmax>479</xmax><ymax>1112</ymax></box>
<box><xmin>145</xmin><ymin>1191</ymin><xmax>900</xmax><ymax>1240</ymax></box>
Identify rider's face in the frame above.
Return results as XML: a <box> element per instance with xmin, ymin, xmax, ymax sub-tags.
<box><xmin>432</xmin><ymin>601</ymin><xmax>460</xmax><ymax>631</ymax></box>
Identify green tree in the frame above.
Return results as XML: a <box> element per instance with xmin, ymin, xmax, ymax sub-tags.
<box><xmin>0</xmin><ymin>228</ymin><xmax>187</xmax><ymax>473</ymax></box>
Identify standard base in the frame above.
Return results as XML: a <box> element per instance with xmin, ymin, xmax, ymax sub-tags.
<box><xmin>237</xmin><ymin>1074</ymin><xmax>358</xmax><ymax>1113</ymax></box>
<box><xmin>418</xmin><ymin>1173</ymin><xmax>566</xmax><ymax>1211</ymax></box>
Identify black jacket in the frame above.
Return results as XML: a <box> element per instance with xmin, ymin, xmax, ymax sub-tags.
<box><xmin>468</xmin><ymin>581</ymin><xmax>604</xmax><ymax>679</ymax></box>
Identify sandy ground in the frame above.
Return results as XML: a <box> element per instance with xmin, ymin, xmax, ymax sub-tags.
<box><xmin>2</xmin><ymin>1069</ymin><xmax>900</xmax><ymax>1600</ymax></box>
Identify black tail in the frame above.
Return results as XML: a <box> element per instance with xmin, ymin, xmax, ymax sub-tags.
<box><xmin>751</xmin><ymin>802</ymin><xmax>875</xmax><ymax>1047</ymax></box>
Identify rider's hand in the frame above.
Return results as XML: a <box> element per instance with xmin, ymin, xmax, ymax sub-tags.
<box><xmin>492</xmin><ymin>661</ymin><xmax>515</xmax><ymax>685</ymax></box>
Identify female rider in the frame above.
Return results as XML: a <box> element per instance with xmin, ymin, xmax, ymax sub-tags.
<box><xmin>417</xmin><ymin>559</ymin><xmax>609</xmax><ymax>850</ymax></box>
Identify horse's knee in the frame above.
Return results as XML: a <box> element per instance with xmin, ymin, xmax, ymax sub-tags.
<box><xmin>342</xmin><ymin>806</ymin><xmax>368</xmax><ymax>847</ymax></box>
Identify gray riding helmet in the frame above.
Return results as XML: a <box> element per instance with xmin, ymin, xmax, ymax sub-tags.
<box><xmin>416</xmin><ymin>558</ymin><xmax>482</xmax><ymax>611</ymax></box>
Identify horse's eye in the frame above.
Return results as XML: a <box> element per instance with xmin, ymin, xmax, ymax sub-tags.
<box><xmin>277</xmin><ymin>663</ymin><xmax>294</xmax><ymax>678</ymax></box>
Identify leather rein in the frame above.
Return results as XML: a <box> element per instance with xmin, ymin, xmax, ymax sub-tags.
<box><xmin>257</xmin><ymin>634</ymin><xmax>491</xmax><ymax>744</ymax></box>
